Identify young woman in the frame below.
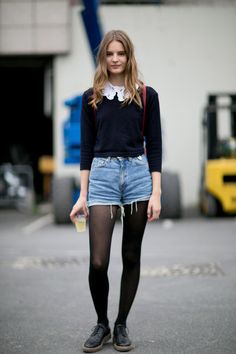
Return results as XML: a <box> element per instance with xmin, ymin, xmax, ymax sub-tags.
<box><xmin>70</xmin><ymin>30</ymin><xmax>162</xmax><ymax>353</ymax></box>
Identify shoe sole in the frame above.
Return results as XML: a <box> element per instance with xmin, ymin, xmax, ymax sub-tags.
<box><xmin>113</xmin><ymin>342</ymin><xmax>134</xmax><ymax>352</ymax></box>
<box><xmin>82</xmin><ymin>333</ymin><xmax>111</xmax><ymax>353</ymax></box>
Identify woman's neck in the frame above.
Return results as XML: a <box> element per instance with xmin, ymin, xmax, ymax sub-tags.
<box><xmin>108</xmin><ymin>74</ymin><xmax>125</xmax><ymax>87</ymax></box>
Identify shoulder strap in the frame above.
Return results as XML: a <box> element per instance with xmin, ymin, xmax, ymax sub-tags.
<box><xmin>93</xmin><ymin>106</ymin><xmax>96</xmax><ymax>127</ymax></box>
<box><xmin>92</xmin><ymin>92</ymin><xmax>97</xmax><ymax>128</ymax></box>
<box><xmin>141</xmin><ymin>84</ymin><xmax>147</xmax><ymax>137</ymax></box>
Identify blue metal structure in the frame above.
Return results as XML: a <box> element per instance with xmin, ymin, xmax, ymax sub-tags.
<box><xmin>80</xmin><ymin>0</ymin><xmax>103</xmax><ymax>65</ymax></box>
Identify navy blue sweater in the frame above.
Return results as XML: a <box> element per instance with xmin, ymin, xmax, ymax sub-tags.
<box><xmin>80</xmin><ymin>86</ymin><xmax>162</xmax><ymax>172</ymax></box>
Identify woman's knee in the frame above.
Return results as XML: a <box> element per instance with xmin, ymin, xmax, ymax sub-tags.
<box><xmin>122</xmin><ymin>249</ymin><xmax>140</xmax><ymax>268</ymax></box>
<box><xmin>90</xmin><ymin>258</ymin><xmax>108</xmax><ymax>272</ymax></box>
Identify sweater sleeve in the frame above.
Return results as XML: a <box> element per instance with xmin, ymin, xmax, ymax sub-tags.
<box><xmin>80</xmin><ymin>89</ymin><xmax>96</xmax><ymax>170</ymax></box>
<box><xmin>144</xmin><ymin>87</ymin><xmax>162</xmax><ymax>172</ymax></box>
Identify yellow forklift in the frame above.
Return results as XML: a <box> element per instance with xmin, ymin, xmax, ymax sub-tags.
<box><xmin>200</xmin><ymin>93</ymin><xmax>236</xmax><ymax>216</ymax></box>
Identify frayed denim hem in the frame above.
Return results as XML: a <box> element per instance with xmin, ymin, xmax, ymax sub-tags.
<box><xmin>87</xmin><ymin>197</ymin><xmax>150</xmax><ymax>224</ymax></box>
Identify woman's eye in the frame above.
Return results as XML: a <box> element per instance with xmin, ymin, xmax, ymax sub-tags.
<box><xmin>106</xmin><ymin>52</ymin><xmax>126</xmax><ymax>57</ymax></box>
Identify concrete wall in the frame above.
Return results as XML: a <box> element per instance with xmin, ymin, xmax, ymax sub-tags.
<box><xmin>54</xmin><ymin>3</ymin><xmax>236</xmax><ymax>208</ymax></box>
<box><xmin>0</xmin><ymin>0</ymin><xmax>71</xmax><ymax>54</ymax></box>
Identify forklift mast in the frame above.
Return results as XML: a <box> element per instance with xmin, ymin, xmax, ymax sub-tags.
<box><xmin>200</xmin><ymin>93</ymin><xmax>236</xmax><ymax>217</ymax></box>
<box><xmin>204</xmin><ymin>93</ymin><xmax>236</xmax><ymax>160</ymax></box>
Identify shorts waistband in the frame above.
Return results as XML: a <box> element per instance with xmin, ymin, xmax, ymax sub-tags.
<box><xmin>98</xmin><ymin>155</ymin><xmax>143</xmax><ymax>161</ymax></box>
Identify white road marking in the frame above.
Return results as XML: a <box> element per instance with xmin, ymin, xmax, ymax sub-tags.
<box><xmin>12</xmin><ymin>257</ymin><xmax>42</xmax><ymax>269</ymax></box>
<box><xmin>22</xmin><ymin>213</ymin><xmax>54</xmax><ymax>235</ymax></box>
<box><xmin>141</xmin><ymin>262</ymin><xmax>224</xmax><ymax>277</ymax></box>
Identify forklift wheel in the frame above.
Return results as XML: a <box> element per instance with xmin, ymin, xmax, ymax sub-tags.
<box><xmin>204</xmin><ymin>193</ymin><xmax>218</xmax><ymax>217</ymax></box>
<box><xmin>52</xmin><ymin>176</ymin><xmax>75</xmax><ymax>224</ymax></box>
<box><xmin>161</xmin><ymin>171</ymin><xmax>182</xmax><ymax>219</ymax></box>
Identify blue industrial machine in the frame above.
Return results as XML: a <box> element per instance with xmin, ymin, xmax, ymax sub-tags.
<box><xmin>52</xmin><ymin>96</ymin><xmax>83</xmax><ymax>223</ymax></box>
<box><xmin>63</xmin><ymin>95</ymin><xmax>83</xmax><ymax>164</ymax></box>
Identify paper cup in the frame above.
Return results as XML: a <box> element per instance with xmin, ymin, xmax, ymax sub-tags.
<box><xmin>75</xmin><ymin>214</ymin><xmax>86</xmax><ymax>232</ymax></box>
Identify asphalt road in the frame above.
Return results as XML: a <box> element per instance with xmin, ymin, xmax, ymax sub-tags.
<box><xmin>0</xmin><ymin>209</ymin><xmax>236</xmax><ymax>354</ymax></box>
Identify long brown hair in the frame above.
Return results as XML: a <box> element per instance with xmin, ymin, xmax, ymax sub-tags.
<box><xmin>90</xmin><ymin>30</ymin><xmax>143</xmax><ymax>109</ymax></box>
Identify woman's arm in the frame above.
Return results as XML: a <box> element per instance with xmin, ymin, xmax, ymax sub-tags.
<box><xmin>145</xmin><ymin>89</ymin><xmax>162</xmax><ymax>173</ymax></box>
<box><xmin>70</xmin><ymin>90</ymin><xmax>95</xmax><ymax>224</ymax></box>
<box><xmin>144</xmin><ymin>87</ymin><xmax>162</xmax><ymax>221</ymax></box>
<box><xmin>147</xmin><ymin>172</ymin><xmax>161</xmax><ymax>221</ymax></box>
<box><xmin>69</xmin><ymin>170</ymin><xmax>90</xmax><ymax>223</ymax></box>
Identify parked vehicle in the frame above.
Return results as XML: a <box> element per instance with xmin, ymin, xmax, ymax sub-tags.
<box><xmin>0</xmin><ymin>163</ymin><xmax>35</xmax><ymax>212</ymax></box>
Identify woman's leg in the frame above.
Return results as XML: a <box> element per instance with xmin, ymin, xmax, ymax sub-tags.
<box><xmin>115</xmin><ymin>201</ymin><xmax>148</xmax><ymax>326</ymax></box>
<box><xmin>88</xmin><ymin>205</ymin><xmax>118</xmax><ymax>326</ymax></box>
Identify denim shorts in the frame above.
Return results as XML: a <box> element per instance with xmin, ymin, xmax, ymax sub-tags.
<box><xmin>87</xmin><ymin>154</ymin><xmax>152</xmax><ymax>208</ymax></box>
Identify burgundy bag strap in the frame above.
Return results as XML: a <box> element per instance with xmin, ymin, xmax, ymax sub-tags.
<box><xmin>93</xmin><ymin>106</ymin><xmax>96</xmax><ymax>127</ymax></box>
<box><xmin>141</xmin><ymin>84</ymin><xmax>147</xmax><ymax>137</ymax></box>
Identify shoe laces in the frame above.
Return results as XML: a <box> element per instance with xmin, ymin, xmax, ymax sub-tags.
<box><xmin>91</xmin><ymin>324</ymin><xmax>106</xmax><ymax>336</ymax></box>
<box><xmin>116</xmin><ymin>324</ymin><xmax>129</xmax><ymax>337</ymax></box>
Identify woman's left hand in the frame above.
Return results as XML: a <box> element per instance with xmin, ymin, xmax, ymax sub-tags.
<box><xmin>147</xmin><ymin>193</ymin><xmax>161</xmax><ymax>221</ymax></box>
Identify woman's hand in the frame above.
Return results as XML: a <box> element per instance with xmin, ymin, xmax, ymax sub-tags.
<box><xmin>69</xmin><ymin>196</ymin><xmax>88</xmax><ymax>224</ymax></box>
<box><xmin>147</xmin><ymin>193</ymin><xmax>161</xmax><ymax>221</ymax></box>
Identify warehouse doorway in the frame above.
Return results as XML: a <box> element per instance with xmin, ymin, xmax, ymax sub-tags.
<box><xmin>0</xmin><ymin>56</ymin><xmax>53</xmax><ymax>202</ymax></box>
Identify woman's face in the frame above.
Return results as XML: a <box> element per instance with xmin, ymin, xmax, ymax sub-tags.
<box><xmin>106</xmin><ymin>40</ymin><xmax>127</xmax><ymax>76</ymax></box>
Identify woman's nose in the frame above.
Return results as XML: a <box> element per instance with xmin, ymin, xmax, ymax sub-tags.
<box><xmin>112</xmin><ymin>54</ymin><xmax>118</xmax><ymax>62</ymax></box>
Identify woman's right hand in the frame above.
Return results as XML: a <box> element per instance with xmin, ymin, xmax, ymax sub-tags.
<box><xmin>69</xmin><ymin>196</ymin><xmax>88</xmax><ymax>224</ymax></box>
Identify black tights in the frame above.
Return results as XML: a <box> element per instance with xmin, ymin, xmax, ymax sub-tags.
<box><xmin>88</xmin><ymin>201</ymin><xmax>148</xmax><ymax>327</ymax></box>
